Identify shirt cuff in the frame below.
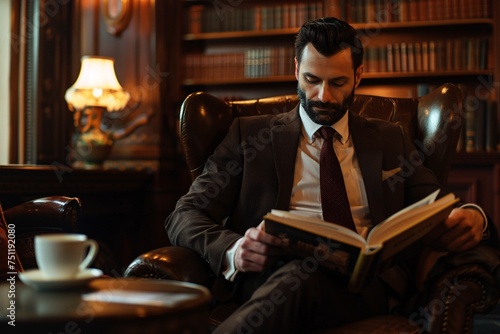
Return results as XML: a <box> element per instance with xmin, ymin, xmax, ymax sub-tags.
<box><xmin>459</xmin><ymin>203</ymin><xmax>489</xmax><ymax>238</ymax></box>
<box><xmin>222</xmin><ymin>238</ymin><xmax>243</xmax><ymax>282</ymax></box>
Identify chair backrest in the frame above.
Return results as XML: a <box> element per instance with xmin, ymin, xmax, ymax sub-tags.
<box><xmin>179</xmin><ymin>83</ymin><xmax>463</xmax><ymax>185</ymax></box>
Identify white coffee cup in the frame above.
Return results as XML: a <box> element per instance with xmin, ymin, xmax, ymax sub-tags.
<box><xmin>35</xmin><ymin>233</ymin><xmax>99</xmax><ymax>279</ymax></box>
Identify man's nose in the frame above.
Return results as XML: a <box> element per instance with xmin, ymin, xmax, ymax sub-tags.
<box><xmin>318</xmin><ymin>82</ymin><xmax>333</xmax><ymax>103</ymax></box>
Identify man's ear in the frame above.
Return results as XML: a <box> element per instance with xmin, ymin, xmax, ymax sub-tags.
<box><xmin>294</xmin><ymin>57</ymin><xmax>299</xmax><ymax>80</ymax></box>
<box><xmin>354</xmin><ymin>64</ymin><xmax>364</xmax><ymax>88</ymax></box>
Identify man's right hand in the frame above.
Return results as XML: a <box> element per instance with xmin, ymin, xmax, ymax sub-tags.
<box><xmin>234</xmin><ymin>221</ymin><xmax>284</xmax><ymax>272</ymax></box>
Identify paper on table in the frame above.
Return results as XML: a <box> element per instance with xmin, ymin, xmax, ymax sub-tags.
<box><xmin>82</xmin><ymin>290</ymin><xmax>199</xmax><ymax>307</ymax></box>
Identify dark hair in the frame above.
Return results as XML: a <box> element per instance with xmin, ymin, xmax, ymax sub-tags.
<box><xmin>294</xmin><ymin>17</ymin><xmax>363</xmax><ymax>71</ymax></box>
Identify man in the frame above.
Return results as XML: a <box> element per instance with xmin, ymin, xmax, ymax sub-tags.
<box><xmin>166</xmin><ymin>17</ymin><xmax>490</xmax><ymax>333</ymax></box>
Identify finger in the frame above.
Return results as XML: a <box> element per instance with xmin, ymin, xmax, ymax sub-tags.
<box><xmin>433</xmin><ymin>224</ymin><xmax>481</xmax><ymax>252</ymax></box>
<box><xmin>257</xmin><ymin>220</ymin><xmax>265</xmax><ymax>230</ymax></box>
<box><xmin>245</xmin><ymin>227</ymin><xmax>282</xmax><ymax>247</ymax></box>
<box><xmin>240</xmin><ymin>235</ymin><xmax>283</xmax><ymax>257</ymax></box>
<box><xmin>235</xmin><ymin>244</ymin><xmax>280</xmax><ymax>272</ymax></box>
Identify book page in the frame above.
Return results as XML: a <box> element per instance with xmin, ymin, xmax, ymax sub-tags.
<box><xmin>366</xmin><ymin>191</ymin><xmax>457</xmax><ymax>247</ymax></box>
<box><xmin>366</xmin><ymin>189</ymin><xmax>440</xmax><ymax>242</ymax></box>
<box><xmin>266</xmin><ymin>210</ymin><xmax>366</xmax><ymax>247</ymax></box>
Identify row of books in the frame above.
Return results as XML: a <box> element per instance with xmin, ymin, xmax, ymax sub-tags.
<box><xmin>184</xmin><ymin>47</ymin><xmax>295</xmax><ymax>82</ymax></box>
<box><xmin>364</xmin><ymin>38</ymin><xmax>490</xmax><ymax>73</ymax></box>
<box><xmin>184</xmin><ymin>36</ymin><xmax>489</xmax><ymax>82</ymax></box>
<box><xmin>187</xmin><ymin>2</ymin><xmax>324</xmax><ymax>34</ymax></box>
<box><xmin>185</xmin><ymin>0</ymin><xmax>493</xmax><ymax>35</ymax></box>
<box><xmin>460</xmin><ymin>97</ymin><xmax>499</xmax><ymax>153</ymax></box>
<box><xmin>333</xmin><ymin>0</ymin><xmax>493</xmax><ymax>23</ymax></box>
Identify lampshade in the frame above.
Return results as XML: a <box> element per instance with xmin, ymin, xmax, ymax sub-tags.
<box><xmin>65</xmin><ymin>56</ymin><xmax>130</xmax><ymax>112</ymax></box>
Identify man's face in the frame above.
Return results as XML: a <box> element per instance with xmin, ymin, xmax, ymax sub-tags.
<box><xmin>295</xmin><ymin>44</ymin><xmax>363</xmax><ymax>126</ymax></box>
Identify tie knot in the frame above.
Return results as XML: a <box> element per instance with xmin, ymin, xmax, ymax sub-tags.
<box><xmin>319</xmin><ymin>127</ymin><xmax>335</xmax><ymax>141</ymax></box>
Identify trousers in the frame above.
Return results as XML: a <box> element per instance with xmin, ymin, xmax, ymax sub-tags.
<box><xmin>213</xmin><ymin>259</ymin><xmax>390</xmax><ymax>334</ymax></box>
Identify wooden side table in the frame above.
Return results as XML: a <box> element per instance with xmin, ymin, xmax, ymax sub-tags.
<box><xmin>0</xmin><ymin>278</ymin><xmax>211</xmax><ymax>333</ymax></box>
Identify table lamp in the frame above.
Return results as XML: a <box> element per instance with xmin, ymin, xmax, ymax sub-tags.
<box><xmin>65</xmin><ymin>56</ymin><xmax>132</xmax><ymax>166</ymax></box>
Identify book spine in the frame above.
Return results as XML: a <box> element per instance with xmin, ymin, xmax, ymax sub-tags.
<box><xmin>421</xmin><ymin>42</ymin><xmax>429</xmax><ymax>72</ymax></box>
<box><xmin>327</xmin><ymin>0</ymin><xmax>344</xmax><ymax>19</ymax></box>
<box><xmin>409</xmin><ymin>0</ymin><xmax>420</xmax><ymax>21</ymax></box>
<box><xmin>485</xmin><ymin>100</ymin><xmax>499</xmax><ymax>152</ymax></box>
<box><xmin>475</xmin><ymin>100</ymin><xmax>486</xmax><ymax>151</ymax></box>
<box><xmin>366</xmin><ymin>47</ymin><xmax>378</xmax><ymax>72</ymax></box>
<box><xmin>348</xmin><ymin>250</ymin><xmax>379</xmax><ymax>293</ymax></box>
<box><xmin>414</xmin><ymin>42</ymin><xmax>422</xmax><ymax>72</ymax></box>
<box><xmin>429</xmin><ymin>41</ymin><xmax>436</xmax><ymax>72</ymax></box>
<box><xmin>407</xmin><ymin>42</ymin><xmax>415</xmax><ymax>72</ymax></box>
<box><xmin>393</xmin><ymin>43</ymin><xmax>401</xmax><ymax>72</ymax></box>
<box><xmin>378</xmin><ymin>46</ymin><xmax>387</xmax><ymax>72</ymax></box>
<box><xmin>400</xmin><ymin>42</ymin><xmax>408</xmax><ymax>72</ymax></box>
<box><xmin>464</xmin><ymin>95</ymin><xmax>477</xmax><ymax>153</ymax></box>
<box><xmin>386</xmin><ymin>44</ymin><xmax>394</xmax><ymax>72</ymax></box>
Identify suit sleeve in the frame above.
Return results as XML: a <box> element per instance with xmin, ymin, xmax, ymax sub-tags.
<box><xmin>165</xmin><ymin>118</ymin><xmax>245</xmax><ymax>275</ymax></box>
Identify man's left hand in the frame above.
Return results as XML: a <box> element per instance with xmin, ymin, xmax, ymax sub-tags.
<box><xmin>427</xmin><ymin>207</ymin><xmax>484</xmax><ymax>252</ymax></box>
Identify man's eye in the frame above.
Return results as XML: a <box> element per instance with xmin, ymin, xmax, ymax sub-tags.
<box><xmin>305</xmin><ymin>77</ymin><xmax>319</xmax><ymax>84</ymax></box>
<box><xmin>330</xmin><ymin>80</ymin><xmax>346</xmax><ymax>87</ymax></box>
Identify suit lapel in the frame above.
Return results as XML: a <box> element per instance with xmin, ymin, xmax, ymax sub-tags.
<box><xmin>272</xmin><ymin>106</ymin><xmax>301</xmax><ymax>210</ymax></box>
<box><xmin>350</xmin><ymin>113</ymin><xmax>386</xmax><ymax>225</ymax></box>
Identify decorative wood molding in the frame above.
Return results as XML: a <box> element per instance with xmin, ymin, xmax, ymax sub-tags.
<box><xmin>102</xmin><ymin>0</ymin><xmax>133</xmax><ymax>35</ymax></box>
<box><xmin>447</xmin><ymin>177</ymin><xmax>479</xmax><ymax>203</ymax></box>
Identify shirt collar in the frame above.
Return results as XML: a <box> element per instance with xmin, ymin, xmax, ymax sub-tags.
<box><xmin>299</xmin><ymin>104</ymin><xmax>350</xmax><ymax>144</ymax></box>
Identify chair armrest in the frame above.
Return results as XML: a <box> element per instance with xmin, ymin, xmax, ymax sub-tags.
<box><xmin>421</xmin><ymin>245</ymin><xmax>500</xmax><ymax>333</ymax></box>
<box><xmin>4</xmin><ymin>196</ymin><xmax>81</xmax><ymax>233</ymax></box>
<box><xmin>3</xmin><ymin>196</ymin><xmax>82</xmax><ymax>270</ymax></box>
<box><xmin>123</xmin><ymin>246</ymin><xmax>214</xmax><ymax>287</ymax></box>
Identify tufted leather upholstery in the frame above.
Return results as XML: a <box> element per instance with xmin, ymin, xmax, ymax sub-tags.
<box><xmin>3</xmin><ymin>197</ymin><xmax>82</xmax><ymax>270</ymax></box>
<box><xmin>2</xmin><ymin>197</ymin><xmax>117</xmax><ymax>276</ymax></box>
<box><xmin>180</xmin><ymin>83</ymin><xmax>462</xmax><ymax>184</ymax></box>
<box><xmin>125</xmin><ymin>84</ymin><xmax>500</xmax><ymax>333</ymax></box>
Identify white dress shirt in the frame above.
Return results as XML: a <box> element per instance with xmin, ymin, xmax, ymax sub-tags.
<box><xmin>289</xmin><ymin>105</ymin><xmax>371</xmax><ymax>238</ymax></box>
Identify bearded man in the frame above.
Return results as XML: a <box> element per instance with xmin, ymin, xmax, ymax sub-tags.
<box><xmin>166</xmin><ymin>17</ymin><xmax>489</xmax><ymax>333</ymax></box>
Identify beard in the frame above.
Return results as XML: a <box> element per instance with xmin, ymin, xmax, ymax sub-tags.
<box><xmin>297</xmin><ymin>85</ymin><xmax>355</xmax><ymax>126</ymax></box>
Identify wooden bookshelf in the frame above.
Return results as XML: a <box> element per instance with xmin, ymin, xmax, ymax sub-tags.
<box><xmin>181</xmin><ymin>1</ymin><xmax>497</xmax><ymax>97</ymax></box>
<box><xmin>183</xmin><ymin>71</ymin><xmax>494</xmax><ymax>87</ymax></box>
<box><xmin>184</xmin><ymin>19</ymin><xmax>494</xmax><ymax>41</ymax></box>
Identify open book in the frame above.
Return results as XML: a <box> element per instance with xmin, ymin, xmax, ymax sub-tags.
<box><xmin>263</xmin><ymin>190</ymin><xmax>459</xmax><ymax>292</ymax></box>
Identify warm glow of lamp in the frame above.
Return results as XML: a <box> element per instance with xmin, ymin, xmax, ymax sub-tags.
<box><xmin>64</xmin><ymin>55</ymin><xmax>136</xmax><ymax>167</ymax></box>
<box><xmin>65</xmin><ymin>56</ymin><xmax>130</xmax><ymax>112</ymax></box>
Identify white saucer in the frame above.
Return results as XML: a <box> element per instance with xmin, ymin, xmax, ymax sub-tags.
<box><xmin>19</xmin><ymin>268</ymin><xmax>103</xmax><ymax>290</ymax></box>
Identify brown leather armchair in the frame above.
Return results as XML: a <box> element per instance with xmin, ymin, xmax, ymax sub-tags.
<box><xmin>1</xmin><ymin>196</ymin><xmax>82</xmax><ymax>271</ymax></box>
<box><xmin>1</xmin><ymin>196</ymin><xmax>117</xmax><ymax>276</ymax></box>
<box><xmin>124</xmin><ymin>84</ymin><xmax>500</xmax><ymax>333</ymax></box>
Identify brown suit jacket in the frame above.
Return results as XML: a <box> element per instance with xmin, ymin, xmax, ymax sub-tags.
<box><xmin>166</xmin><ymin>106</ymin><xmax>442</xmax><ymax>277</ymax></box>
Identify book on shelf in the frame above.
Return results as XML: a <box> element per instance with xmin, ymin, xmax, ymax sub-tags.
<box><xmin>485</xmin><ymin>100</ymin><xmax>499</xmax><ymax>152</ymax></box>
<box><xmin>461</xmin><ymin>89</ymin><xmax>499</xmax><ymax>153</ymax></box>
<box><xmin>184</xmin><ymin>47</ymin><xmax>295</xmax><ymax>83</ymax></box>
<box><xmin>185</xmin><ymin>2</ymin><xmax>324</xmax><ymax>34</ymax></box>
<box><xmin>264</xmin><ymin>190</ymin><xmax>458</xmax><ymax>292</ymax></box>
<box><xmin>378</xmin><ymin>38</ymin><xmax>489</xmax><ymax>74</ymax></box>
